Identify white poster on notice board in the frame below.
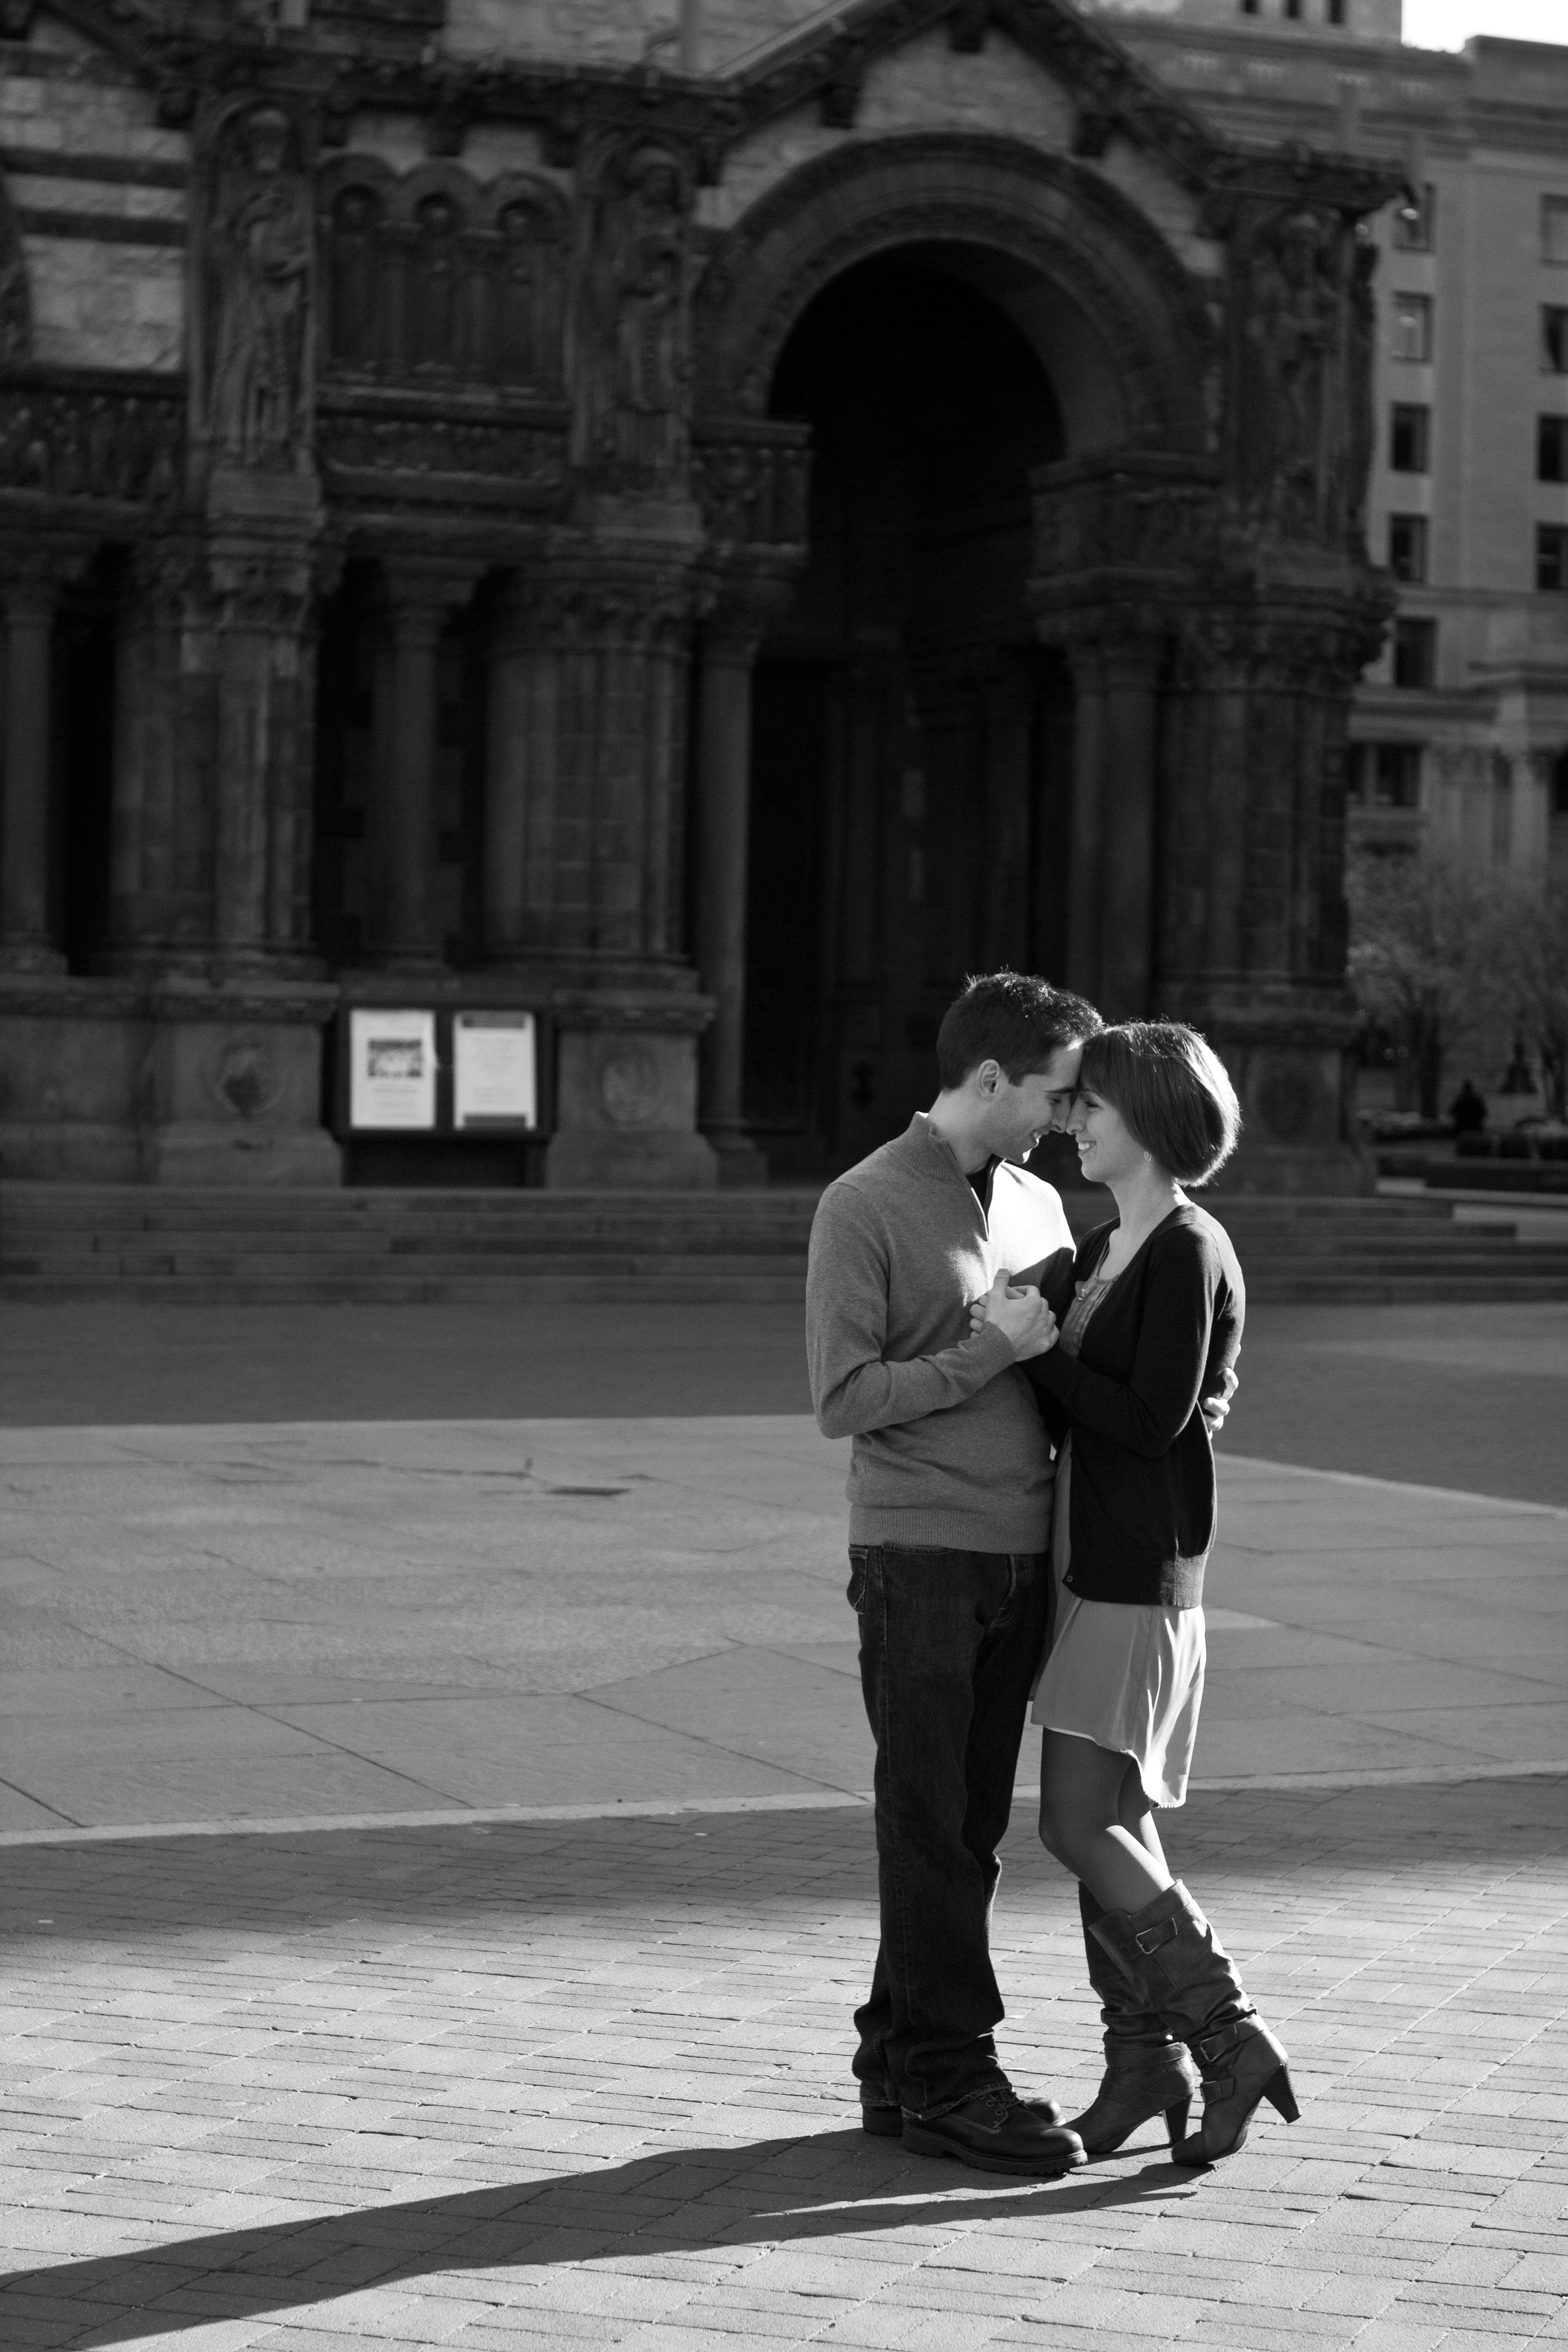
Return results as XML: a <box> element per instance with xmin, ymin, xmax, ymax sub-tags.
<box><xmin>454</xmin><ymin>1012</ymin><xmax>537</xmax><ymax>1129</ymax></box>
<box><xmin>348</xmin><ymin>1009</ymin><xmax>437</xmax><ymax>1130</ymax></box>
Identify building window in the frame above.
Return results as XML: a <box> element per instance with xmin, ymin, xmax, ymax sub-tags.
<box><xmin>1545</xmin><ymin>198</ymin><xmax>1568</xmax><ymax>265</ymax></box>
<box><xmin>1239</xmin><ymin>0</ymin><xmax>1258</xmax><ymax>13</ymax></box>
<box><xmin>1327</xmin><ymin>0</ymin><xmax>1346</xmax><ymax>21</ymax></box>
<box><xmin>1392</xmin><ymin>294</ymin><xmax>1432</xmax><ymax>363</ymax></box>
<box><xmin>1392</xmin><ymin>617</ymin><xmax>1437</xmax><ymax>689</ymax></box>
<box><xmin>1392</xmin><ymin>184</ymin><xmax>1435</xmax><ymax>253</ymax></box>
<box><xmin>1554</xmin><ymin>749</ymin><xmax>1568</xmax><ymax>815</ymax></box>
<box><xmin>1542</xmin><ymin>309</ymin><xmax>1568</xmax><ymax>374</ymax></box>
<box><xmin>1284</xmin><ymin>0</ymin><xmax>1302</xmax><ymax>16</ymax></box>
<box><xmin>1391</xmin><ymin>404</ymin><xmax>1430</xmax><ymax>472</ymax></box>
<box><xmin>1539</xmin><ymin>416</ymin><xmax>1568</xmax><ymax>482</ymax></box>
<box><xmin>1389</xmin><ymin>514</ymin><xmax>1429</xmax><ymax>583</ymax></box>
<box><xmin>1348</xmin><ymin>743</ymin><xmax>1423</xmax><ymax>808</ymax></box>
<box><xmin>1538</xmin><ymin>526</ymin><xmax>1568</xmax><ymax>591</ymax></box>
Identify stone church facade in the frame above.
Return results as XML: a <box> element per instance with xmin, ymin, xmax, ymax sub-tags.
<box><xmin>0</xmin><ymin>0</ymin><xmax>1397</xmax><ymax>1190</ymax></box>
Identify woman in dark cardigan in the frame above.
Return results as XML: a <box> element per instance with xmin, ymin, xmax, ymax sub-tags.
<box><xmin>974</xmin><ymin>1022</ymin><xmax>1296</xmax><ymax>2168</ymax></box>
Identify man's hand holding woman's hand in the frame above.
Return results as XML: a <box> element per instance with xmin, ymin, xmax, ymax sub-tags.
<box><xmin>972</xmin><ymin>1268</ymin><xmax>1057</xmax><ymax>1362</ymax></box>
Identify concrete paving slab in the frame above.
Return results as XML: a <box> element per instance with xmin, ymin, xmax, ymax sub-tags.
<box><xmin>260</xmin><ymin>1693</ymin><xmax>844</xmax><ymax>1811</ymax></box>
<box><xmin>590</xmin><ymin>1651</ymin><xmax>874</xmax><ymax>1789</ymax></box>
<box><xmin>1</xmin><ymin>1417</ymin><xmax>1563</xmax><ymax>1833</ymax></box>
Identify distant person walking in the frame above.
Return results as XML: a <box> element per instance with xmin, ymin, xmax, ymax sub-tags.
<box><xmin>1449</xmin><ymin>1079</ymin><xmax>1486</xmax><ymax>1138</ymax></box>
<box><xmin>805</xmin><ymin>972</ymin><xmax>1096</xmax><ymax>2176</ymax></box>
<box><xmin>973</xmin><ymin>1021</ymin><xmax>1298</xmax><ymax>2167</ymax></box>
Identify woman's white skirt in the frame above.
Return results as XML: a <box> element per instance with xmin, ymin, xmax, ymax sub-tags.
<box><xmin>1031</xmin><ymin>1441</ymin><xmax>1205</xmax><ymax>1808</ymax></box>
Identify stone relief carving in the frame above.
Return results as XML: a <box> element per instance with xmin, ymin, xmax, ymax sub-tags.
<box><xmin>316</xmin><ymin>406</ymin><xmax>568</xmax><ymax>496</ymax></box>
<box><xmin>572</xmin><ymin>139</ymin><xmax>693</xmax><ymax>489</ymax></box>
<box><xmin>209</xmin><ymin>1038</ymin><xmax>282</xmax><ymax>1121</ymax></box>
<box><xmin>204</xmin><ymin>103</ymin><xmax>314</xmax><ymax>472</ymax></box>
<box><xmin>598</xmin><ymin>1046</ymin><xmax>665</xmax><ymax>1128</ymax></box>
<box><xmin>0</xmin><ymin>384</ymin><xmax>182</xmax><ymax>501</ymax></box>
<box><xmin>692</xmin><ymin>428</ymin><xmax>810</xmax><ymax>549</ymax></box>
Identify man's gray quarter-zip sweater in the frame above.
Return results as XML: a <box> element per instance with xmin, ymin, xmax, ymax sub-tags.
<box><xmin>805</xmin><ymin>1113</ymin><xmax>1078</xmax><ymax>1554</ymax></box>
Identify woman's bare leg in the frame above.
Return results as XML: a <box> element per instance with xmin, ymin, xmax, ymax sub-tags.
<box><xmin>1038</xmin><ymin>1730</ymin><xmax>1173</xmax><ymax>1914</ymax></box>
<box><xmin>1118</xmin><ymin>1760</ymin><xmax>1170</xmax><ymax>1883</ymax></box>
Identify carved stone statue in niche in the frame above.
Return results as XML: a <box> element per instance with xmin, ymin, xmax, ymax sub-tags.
<box><xmin>574</xmin><ymin>140</ymin><xmax>692</xmax><ymax>487</ymax></box>
<box><xmin>1342</xmin><ymin>226</ymin><xmax>1379</xmax><ymax>546</ymax></box>
<box><xmin>408</xmin><ymin>192</ymin><xmax>460</xmax><ymax>373</ymax></box>
<box><xmin>327</xmin><ymin>186</ymin><xmax>381</xmax><ymax>373</ymax></box>
<box><xmin>496</xmin><ymin>197</ymin><xmax>548</xmax><ymax>388</ymax></box>
<box><xmin>1242</xmin><ymin>206</ymin><xmax>1339</xmax><ymax>540</ymax></box>
<box><xmin>206</xmin><ymin>104</ymin><xmax>312</xmax><ymax>470</ymax></box>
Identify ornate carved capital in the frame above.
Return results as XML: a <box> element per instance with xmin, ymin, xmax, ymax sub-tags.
<box><xmin>1173</xmin><ymin>583</ymin><xmax>1391</xmax><ymax>695</ymax></box>
<box><xmin>379</xmin><ymin>556</ymin><xmax>485</xmax><ymax>637</ymax></box>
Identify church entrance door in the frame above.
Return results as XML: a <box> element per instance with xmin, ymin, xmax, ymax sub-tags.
<box><xmin>741</xmin><ymin>250</ymin><xmax>1073</xmax><ymax>1173</ymax></box>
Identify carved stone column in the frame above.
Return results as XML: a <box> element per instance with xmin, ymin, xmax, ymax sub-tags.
<box><xmin>976</xmin><ymin>653</ymin><xmax>1035</xmax><ymax>972</ymax></box>
<box><xmin>1059</xmin><ymin>634</ymin><xmax>1164</xmax><ymax>1020</ymax></box>
<box><xmin>369</xmin><ymin>563</ymin><xmax>479</xmax><ymax>971</ymax></box>
<box><xmin>1157</xmin><ymin>592</ymin><xmax>1388</xmax><ymax>1190</ymax></box>
<box><xmin>0</xmin><ymin>568</ymin><xmax>66</xmax><ymax>972</ymax></box>
<box><xmin>107</xmin><ymin>538</ymin><xmax>213</xmax><ymax>970</ymax></box>
<box><xmin>692</xmin><ymin>580</ymin><xmax>792</xmax><ymax>1185</ymax></box>
<box><xmin>483</xmin><ymin>580</ymin><xmax>557</xmax><ymax>966</ymax></box>
<box><xmin>206</xmin><ymin>531</ymin><xmax>321</xmax><ymax>972</ymax></box>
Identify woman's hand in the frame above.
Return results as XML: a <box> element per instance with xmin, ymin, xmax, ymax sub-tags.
<box><xmin>971</xmin><ymin>1268</ymin><xmax>1058</xmax><ymax>1360</ymax></box>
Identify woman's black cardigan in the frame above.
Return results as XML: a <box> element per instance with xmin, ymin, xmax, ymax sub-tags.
<box><xmin>1026</xmin><ymin>1204</ymin><xmax>1244</xmax><ymax>1609</ymax></box>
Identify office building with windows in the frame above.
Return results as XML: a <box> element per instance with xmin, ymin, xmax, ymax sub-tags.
<box><xmin>1091</xmin><ymin>0</ymin><xmax>1568</xmax><ymax>877</ymax></box>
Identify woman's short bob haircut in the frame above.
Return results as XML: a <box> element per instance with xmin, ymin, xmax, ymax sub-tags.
<box><xmin>1078</xmin><ymin>1022</ymin><xmax>1242</xmax><ymax>1187</ymax></box>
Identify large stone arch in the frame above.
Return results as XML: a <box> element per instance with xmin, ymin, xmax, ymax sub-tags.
<box><xmin>692</xmin><ymin>132</ymin><xmax>1215</xmax><ymax>456</ymax></box>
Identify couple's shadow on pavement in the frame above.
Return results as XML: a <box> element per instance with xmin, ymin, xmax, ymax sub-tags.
<box><xmin>3</xmin><ymin>2128</ymin><xmax>1198</xmax><ymax>2348</ymax></box>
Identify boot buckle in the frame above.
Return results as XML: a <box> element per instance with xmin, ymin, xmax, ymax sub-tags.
<box><xmin>1134</xmin><ymin>1917</ymin><xmax>1178</xmax><ymax>1956</ymax></box>
<box><xmin>1195</xmin><ymin>2026</ymin><xmax>1237</xmax><ymax>2065</ymax></box>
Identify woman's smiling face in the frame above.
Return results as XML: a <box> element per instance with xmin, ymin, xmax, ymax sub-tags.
<box><xmin>1065</xmin><ymin>1084</ymin><xmax>1145</xmax><ymax>1187</ymax></box>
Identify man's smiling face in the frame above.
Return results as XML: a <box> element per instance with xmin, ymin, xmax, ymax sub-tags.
<box><xmin>985</xmin><ymin>1043</ymin><xmax>1084</xmax><ymax>1161</ymax></box>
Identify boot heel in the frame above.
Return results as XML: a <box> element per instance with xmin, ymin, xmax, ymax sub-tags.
<box><xmin>1263</xmin><ymin>2068</ymin><xmax>1299</xmax><ymax>2124</ymax></box>
<box><xmin>1164</xmin><ymin>2097</ymin><xmax>1191</xmax><ymax>2145</ymax></box>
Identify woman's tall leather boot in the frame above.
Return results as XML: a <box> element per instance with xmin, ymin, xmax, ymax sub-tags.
<box><xmin>1089</xmin><ymin>1881</ymin><xmax>1298</xmax><ymax>2167</ymax></box>
<box><xmin>1068</xmin><ymin>1883</ymin><xmax>1199</xmax><ymax>2156</ymax></box>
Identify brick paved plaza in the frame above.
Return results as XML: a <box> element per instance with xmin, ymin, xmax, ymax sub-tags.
<box><xmin>1</xmin><ymin>1300</ymin><xmax>1565</xmax><ymax>2349</ymax></box>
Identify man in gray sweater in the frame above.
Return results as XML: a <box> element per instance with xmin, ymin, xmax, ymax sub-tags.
<box><xmin>806</xmin><ymin>972</ymin><xmax>1099</xmax><ymax>2176</ymax></box>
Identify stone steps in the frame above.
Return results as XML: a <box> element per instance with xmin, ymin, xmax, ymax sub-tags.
<box><xmin>2</xmin><ymin>1180</ymin><xmax>1567</xmax><ymax>1302</ymax></box>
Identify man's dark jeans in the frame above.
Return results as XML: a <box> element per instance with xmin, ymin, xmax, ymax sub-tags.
<box><xmin>848</xmin><ymin>1540</ymin><xmax>1050</xmax><ymax>2119</ymax></box>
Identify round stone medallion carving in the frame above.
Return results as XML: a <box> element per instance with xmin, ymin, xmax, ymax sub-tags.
<box><xmin>211</xmin><ymin>1040</ymin><xmax>282</xmax><ymax>1122</ymax></box>
<box><xmin>598</xmin><ymin>1046</ymin><xmax>665</xmax><ymax>1128</ymax></box>
<box><xmin>1253</xmin><ymin>1061</ymin><xmax>1322</xmax><ymax>1143</ymax></box>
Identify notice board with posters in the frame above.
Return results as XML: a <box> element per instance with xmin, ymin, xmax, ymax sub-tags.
<box><xmin>337</xmin><ymin>1006</ymin><xmax>545</xmax><ymax>1138</ymax></box>
<box><xmin>347</xmin><ymin>1009</ymin><xmax>438</xmax><ymax>1131</ymax></box>
<box><xmin>453</xmin><ymin>1012</ymin><xmax>537</xmax><ymax>1130</ymax></box>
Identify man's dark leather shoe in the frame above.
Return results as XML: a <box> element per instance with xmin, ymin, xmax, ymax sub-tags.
<box><xmin>862</xmin><ymin>2080</ymin><xmax>1066</xmax><ymax>2139</ymax></box>
<box><xmin>860</xmin><ymin>2085</ymin><xmax>904</xmax><ymax>2138</ymax></box>
<box><xmin>902</xmin><ymin>2085</ymin><xmax>1086</xmax><ymax>2176</ymax></box>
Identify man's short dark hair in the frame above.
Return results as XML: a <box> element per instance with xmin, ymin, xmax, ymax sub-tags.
<box><xmin>936</xmin><ymin>972</ymin><xmax>1103</xmax><ymax>1090</ymax></box>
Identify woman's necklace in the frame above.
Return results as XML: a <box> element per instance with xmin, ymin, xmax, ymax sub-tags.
<box><xmin>1101</xmin><ymin>1185</ymin><xmax>1185</xmax><ymax>1278</ymax></box>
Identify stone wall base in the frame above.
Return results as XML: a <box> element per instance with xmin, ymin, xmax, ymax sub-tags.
<box><xmin>0</xmin><ymin>980</ymin><xmax>342</xmax><ymax>1188</ymax></box>
<box><xmin>545</xmin><ymin>1000</ymin><xmax>718</xmax><ymax>1192</ymax></box>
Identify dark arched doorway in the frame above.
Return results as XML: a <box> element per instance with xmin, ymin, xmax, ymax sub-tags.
<box><xmin>741</xmin><ymin>248</ymin><xmax>1072</xmax><ymax>1171</ymax></box>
